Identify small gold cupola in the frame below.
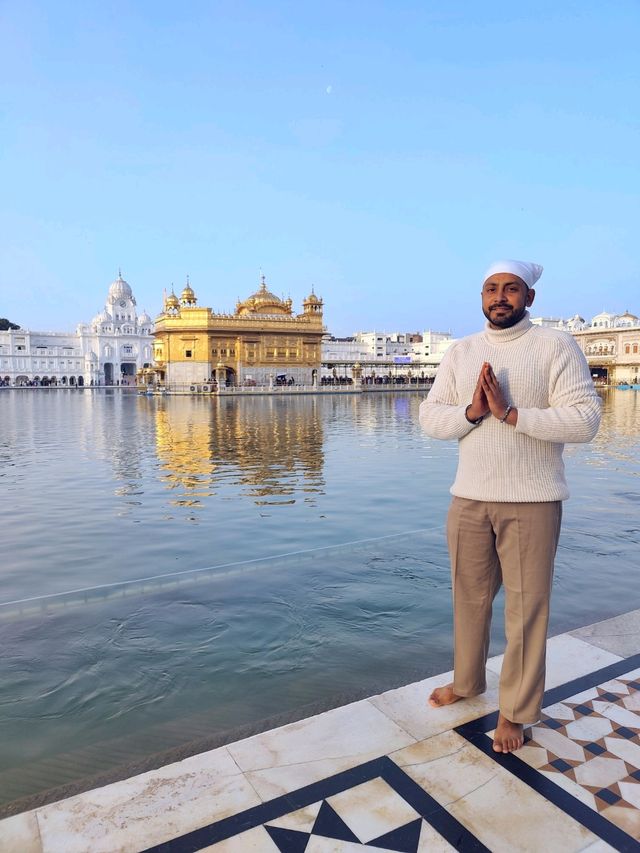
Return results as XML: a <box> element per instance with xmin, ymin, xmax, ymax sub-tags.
<box><xmin>303</xmin><ymin>286</ymin><xmax>323</xmax><ymax>315</ymax></box>
<box><xmin>180</xmin><ymin>276</ymin><xmax>197</xmax><ymax>306</ymax></box>
<box><xmin>164</xmin><ymin>287</ymin><xmax>180</xmax><ymax>312</ymax></box>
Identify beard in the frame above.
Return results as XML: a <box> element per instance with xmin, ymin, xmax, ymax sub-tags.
<box><xmin>483</xmin><ymin>303</ymin><xmax>528</xmax><ymax>329</ymax></box>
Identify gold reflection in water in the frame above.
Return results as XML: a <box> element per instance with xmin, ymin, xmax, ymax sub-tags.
<box><xmin>154</xmin><ymin>401</ymin><xmax>217</xmax><ymax>505</ymax></box>
<box><xmin>153</xmin><ymin>397</ymin><xmax>325</xmax><ymax>507</ymax></box>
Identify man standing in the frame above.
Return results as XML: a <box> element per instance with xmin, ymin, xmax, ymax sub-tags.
<box><xmin>419</xmin><ymin>260</ymin><xmax>601</xmax><ymax>753</ymax></box>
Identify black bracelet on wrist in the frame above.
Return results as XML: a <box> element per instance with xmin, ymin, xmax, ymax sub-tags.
<box><xmin>499</xmin><ymin>405</ymin><xmax>513</xmax><ymax>423</ymax></box>
<box><xmin>465</xmin><ymin>405</ymin><xmax>483</xmax><ymax>425</ymax></box>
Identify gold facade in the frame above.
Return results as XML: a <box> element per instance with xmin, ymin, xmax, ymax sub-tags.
<box><xmin>150</xmin><ymin>276</ymin><xmax>324</xmax><ymax>388</ymax></box>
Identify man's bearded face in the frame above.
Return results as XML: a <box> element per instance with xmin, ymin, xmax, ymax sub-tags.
<box><xmin>482</xmin><ymin>274</ymin><xmax>534</xmax><ymax>329</ymax></box>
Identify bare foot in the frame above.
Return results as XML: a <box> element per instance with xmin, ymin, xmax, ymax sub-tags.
<box><xmin>428</xmin><ymin>683</ymin><xmax>463</xmax><ymax>708</ymax></box>
<box><xmin>493</xmin><ymin>713</ymin><xmax>524</xmax><ymax>753</ymax></box>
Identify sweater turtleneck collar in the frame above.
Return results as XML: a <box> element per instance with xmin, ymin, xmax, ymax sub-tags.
<box><xmin>484</xmin><ymin>311</ymin><xmax>533</xmax><ymax>344</ymax></box>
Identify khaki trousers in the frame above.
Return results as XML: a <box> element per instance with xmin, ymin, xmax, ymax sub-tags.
<box><xmin>447</xmin><ymin>497</ymin><xmax>562</xmax><ymax>724</ymax></box>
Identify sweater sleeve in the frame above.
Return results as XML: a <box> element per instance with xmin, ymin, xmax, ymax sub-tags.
<box><xmin>515</xmin><ymin>336</ymin><xmax>602</xmax><ymax>444</ymax></box>
<box><xmin>419</xmin><ymin>346</ymin><xmax>479</xmax><ymax>440</ymax></box>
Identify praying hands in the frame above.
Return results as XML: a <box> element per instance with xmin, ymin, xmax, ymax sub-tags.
<box><xmin>467</xmin><ymin>363</ymin><xmax>517</xmax><ymax>425</ymax></box>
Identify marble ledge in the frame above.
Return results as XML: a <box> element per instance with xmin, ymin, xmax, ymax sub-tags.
<box><xmin>226</xmin><ymin>697</ymin><xmax>416</xmax><ymax>801</ymax></box>
<box><xmin>571</xmin><ymin>608</ymin><xmax>640</xmax><ymax>658</ymax></box>
<box><xmin>0</xmin><ymin>811</ymin><xmax>42</xmax><ymax>853</ymax></box>
<box><xmin>368</xmin><ymin>668</ymin><xmax>500</xmax><ymax>742</ymax></box>
<box><xmin>30</xmin><ymin>746</ymin><xmax>260</xmax><ymax>853</ymax></box>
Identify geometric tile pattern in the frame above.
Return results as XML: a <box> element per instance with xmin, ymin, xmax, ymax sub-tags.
<box><xmin>457</xmin><ymin>655</ymin><xmax>640</xmax><ymax>852</ymax></box>
<box><xmin>523</xmin><ymin>670</ymin><xmax>640</xmax><ymax>842</ymax></box>
<box><xmin>247</xmin><ymin>795</ymin><xmax>427</xmax><ymax>851</ymax></box>
<box><xmin>140</xmin><ymin>756</ymin><xmax>489</xmax><ymax>852</ymax></box>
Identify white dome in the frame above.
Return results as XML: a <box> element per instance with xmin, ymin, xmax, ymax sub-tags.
<box><xmin>566</xmin><ymin>314</ymin><xmax>585</xmax><ymax>329</ymax></box>
<box><xmin>590</xmin><ymin>311</ymin><xmax>615</xmax><ymax>327</ymax></box>
<box><xmin>138</xmin><ymin>311</ymin><xmax>152</xmax><ymax>325</ymax></box>
<box><xmin>92</xmin><ymin>309</ymin><xmax>112</xmax><ymax>326</ymax></box>
<box><xmin>108</xmin><ymin>273</ymin><xmax>133</xmax><ymax>302</ymax></box>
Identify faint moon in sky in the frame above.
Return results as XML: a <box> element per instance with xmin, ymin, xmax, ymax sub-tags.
<box><xmin>326</xmin><ymin>85</ymin><xmax>332</xmax><ymax>94</ymax></box>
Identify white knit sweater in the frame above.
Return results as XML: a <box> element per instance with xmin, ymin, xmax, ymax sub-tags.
<box><xmin>419</xmin><ymin>313</ymin><xmax>602</xmax><ymax>502</ymax></box>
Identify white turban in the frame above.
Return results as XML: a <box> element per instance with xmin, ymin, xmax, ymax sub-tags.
<box><xmin>483</xmin><ymin>259</ymin><xmax>543</xmax><ymax>289</ymax></box>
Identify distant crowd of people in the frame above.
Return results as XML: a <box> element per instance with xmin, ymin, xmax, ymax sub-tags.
<box><xmin>321</xmin><ymin>373</ymin><xmax>433</xmax><ymax>386</ymax></box>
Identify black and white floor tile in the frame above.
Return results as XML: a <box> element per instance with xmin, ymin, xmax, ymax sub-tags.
<box><xmin>143</xmin><ymin>756</ymin><xmax>487</xmax><ymax>852</ymax></box>
<box><xmin>458</xmin><ymin>652</ymin><xmax>640</xmax><ymax>850</ymax></box>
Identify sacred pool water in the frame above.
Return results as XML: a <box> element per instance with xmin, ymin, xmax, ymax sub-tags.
<box><xmin>0</xmin><ymin>388</ymin><xmax>638</xmax><ymax>807</ymax></box>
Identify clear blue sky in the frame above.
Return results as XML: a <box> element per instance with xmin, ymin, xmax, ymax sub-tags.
<box><xmin>1</xmin><ymin>0</ymin><xmax>638</xmax><ymax>336</ymax></box>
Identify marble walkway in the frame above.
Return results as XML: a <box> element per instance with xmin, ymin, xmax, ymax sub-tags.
<box><xmin>1</xmin><ymin>610</ymin><xmax>639</xmax><ymax>853</ymax></box>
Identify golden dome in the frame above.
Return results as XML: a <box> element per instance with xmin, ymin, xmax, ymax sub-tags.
<box><xmin>236</xmin><ymin>275</ymin><xmax>291</xmax><ymax>316</ymax></box>
<box><xmin>180</xmin><ymin>277</ymin><xmax>197</xmax><ymax>306</ymax></box>
<box><xmin>303</xmin><ymin>287</ymin><xmax>323</xmax><ymax>313</ymax></box>
<box><xmin>165</xmin><ymin>290</ymin><xmax>179</xmax><ymax>310</ymax></box>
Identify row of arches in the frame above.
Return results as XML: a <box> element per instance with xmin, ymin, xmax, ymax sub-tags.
<box><xmin>587</xmin><ymin>341</ymin><xmax>640</xmax><ymax>356</ymax></box>
<box><xmin>10</xmin><ymin>375</ymin><xmax>85</xmax><ymax>387</ymax></box>
<box><xmin>585</xmin><ymin>344</ymin><xmax>615</xmax><ymax>355</ymax></box>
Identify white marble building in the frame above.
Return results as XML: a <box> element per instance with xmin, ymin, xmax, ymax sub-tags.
<box><xmin>321</xmin><ymin>329</ymin><xmax>454</xmax><ymax>381</ymax></box>
<box><xmin>532</xmin><ymin>309</ymin><xmax>640</xmax><ymax>385</ymax></box>
<box><xmin>0</xmin><ymin>273</ymin><xmax>154</xmax><ymax>387</ymax></box>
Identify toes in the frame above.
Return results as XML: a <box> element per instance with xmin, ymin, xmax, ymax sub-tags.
<box><xmin>428</xmin><ymin>688</ymin><xmax>448</xmax><ymax>707</ymax></box>
<box><xmin>492</xmin><ymin>731</ymin><xmax>524</xmax><ymax>753</ymax></box>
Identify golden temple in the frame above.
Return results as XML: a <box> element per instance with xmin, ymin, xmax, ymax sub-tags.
<box><xmin>148</xmin><ymin>276</ymin><xmax>324</xmax><ymax>389</ymax></box>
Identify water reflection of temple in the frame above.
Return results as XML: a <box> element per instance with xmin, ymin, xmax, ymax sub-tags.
<box><xmin>151</xmin><ymin>396</ymin><xmax>325</xmax><ymax>505</ymax></box>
